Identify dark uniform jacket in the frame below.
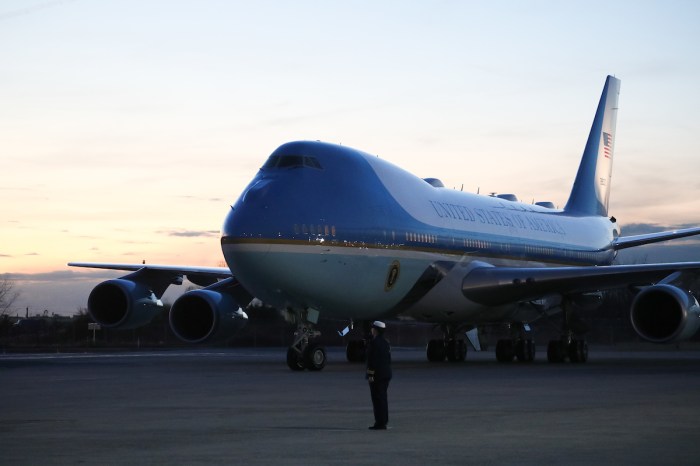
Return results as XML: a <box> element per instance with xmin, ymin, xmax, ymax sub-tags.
<box><xmin>366</xmin><ymin>335</ymin><xmax>392</xmax><ymax>380</ymax></box>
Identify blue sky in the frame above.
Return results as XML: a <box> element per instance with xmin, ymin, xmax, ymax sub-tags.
<box><xmin>2</xmin><ymin>0</ymin><xmax>700</xmax><ymax>314</ymax></box>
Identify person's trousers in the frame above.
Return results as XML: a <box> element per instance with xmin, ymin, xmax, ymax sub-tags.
<box><xmin>369</xmin><ymin>378</ymin><xmax>390</xmax><ymax>426</ymax></box>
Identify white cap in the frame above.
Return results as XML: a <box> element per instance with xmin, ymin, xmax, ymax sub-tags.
<box><xmin>372</xmin><ymin>321</ymin><xmax>386</xmax><ymax>329</ymax></box>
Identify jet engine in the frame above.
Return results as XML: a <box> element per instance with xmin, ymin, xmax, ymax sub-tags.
<box><xmin>630</xmin><ymin>284</ymin><xmax>700</xmax><ymax>343</ymax></box>
<box><xmin>87</xmin><ymin>279</ymin><xmax>164</xmax><ymax>329</ymax></box>
<box><xmin>169</xmin><ymin>278</ymin><xmax>249</xmax><ymax>343</ymax></box>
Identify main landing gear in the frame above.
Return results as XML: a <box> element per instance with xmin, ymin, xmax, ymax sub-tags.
<box><xmin>546</xmin><ymin>300</ymin><xmax>588</xmax><ymax>363</ymax></box>
<box><xmin>426</xmin><ymin>325</ymin><xmax>468</xmax><ymax>362</ymax></box>
<box><xmin>286</xmin><ymin>319</ymin><xmax>327</xmax><ymax>371</ymax></box>
<box><xmin>494</xmin><ymin>323</ymin><xmax>536</xmax><ymax>363</ymax></box>
<box><xmin>546</xmin><ymin>337</ymin><xmax>588</xmax><ymax>363</ymax></box>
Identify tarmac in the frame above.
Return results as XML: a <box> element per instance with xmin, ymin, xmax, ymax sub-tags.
<box><xmin>2</xmin><ymin>346</ymin><xmax>700</xmax><ymax>465</ymax></box>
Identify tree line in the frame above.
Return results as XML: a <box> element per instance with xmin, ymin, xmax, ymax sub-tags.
<box><xmin>1</xmin><ymin>275</ymin><xmax>698</xmax><ymax>350</ymax></box>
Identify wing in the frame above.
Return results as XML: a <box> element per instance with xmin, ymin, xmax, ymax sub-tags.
<box><xmin>462</xmin><ymin>262</ymin><xmax>700</xmax><ymax>306</ymax></box>
<box><xmin>68</xmin><ymin>262</ymin><xmax>232</xmax><ymax>287</ymax></box>
<box><xmin>613</xmin><ymin>226</ymin><xmax>700</xmax><ymax>250</ymax></box>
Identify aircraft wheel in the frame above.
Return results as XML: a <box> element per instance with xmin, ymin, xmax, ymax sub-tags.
<box><xmin>304</xmin><ymin>343</ymin><xmax>327</xmax><ymax>371</ymax></box>
<box><xmin>495</xmin><ymin>339</ymin><xmax>515</xmax><ymax>363</ymax></box>
<box><xmin>426</xmin><ymin>339</ymin><xmax>446</xmax><ymax>362</ymax></box>
<box><xmin>287</xmin><ymin>347</ymin><xmax>306</xmax><ymax>371</ymax></box>
<box><xmin>446</xmin><ymin>339</ymin><xmax>467</xmax><ymax>362</ymax></box>
<box><xmin>515</xmin><ymin>339</ymin><xmax>535</xmax><ymax>362</ymax></box>
<box><xmin>568</xmin><ymin>339</ymin><xmax>588</xmax><ymax>363</ymax></box>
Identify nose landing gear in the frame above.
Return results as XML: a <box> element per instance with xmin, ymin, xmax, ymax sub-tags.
<box><xmin>286</xmin><ymin>317</ymin><xmax>327</xmax><ymax>371</ymax></box>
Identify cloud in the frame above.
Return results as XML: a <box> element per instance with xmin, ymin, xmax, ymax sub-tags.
<box><xmin>9</xmin><ymin>269</ymin><xmax>122</xmax><ymax>282</ymax></box>
<box><xmin>7</xmin><ymin>268</ymin><xmax>189</xmax><ymax>316</ymax></box>
<box><xmin>174</xmin><ymin>195</ymin><xmax>225</xmax><ymax>203</ymax></box>
<box><xmin>620</xmin><ymin>222</ymin><xmax>700</xmax><ymax>238</ymax></box>
<box><xmin>0</xmin><ymin>0</ymin><xmax>78</xmax><ymax>22</ymax></box>
<box><xmin>617</xmin><ymin>242</ymin><xmax>700</xmax><ymax>264</ymax></box>
<box><xmin>616</xmin><ymin>222</ymin><xmax>700</xmax><ymax>263</ymax></box>
<box><xmin>163</xmin><ymin>230</ymin><xmax>219</xmax><ymax>238</ymax></box>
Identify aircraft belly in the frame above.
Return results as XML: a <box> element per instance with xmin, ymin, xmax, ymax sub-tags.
<box><xmin>223</xmin><ymin>243</ymin><xmax>433</xmax><ymax>319</ymax></box>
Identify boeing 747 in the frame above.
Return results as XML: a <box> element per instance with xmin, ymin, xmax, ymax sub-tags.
<box><xmin>70</xmin><ymin>76</ymin><xmax>700</xmax><ymax>370</ymax></box>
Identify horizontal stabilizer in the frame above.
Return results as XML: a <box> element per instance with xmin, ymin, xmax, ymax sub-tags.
<box><xmin>613</xmin><ymin>227</ymin><xmax>700</xmax><ymax>250</ymax></box>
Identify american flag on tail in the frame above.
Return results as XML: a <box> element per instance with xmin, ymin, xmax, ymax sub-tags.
<box><xmin>602</xmin><ymin>132</ymin><xmax>613</xmax><ymax>158</ymax></box>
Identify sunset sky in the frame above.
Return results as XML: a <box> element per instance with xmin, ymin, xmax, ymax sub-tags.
<box><xmin>3</xmin><ymin>0</ymin><xmax>700</xmax><ymax>314</ymax></box>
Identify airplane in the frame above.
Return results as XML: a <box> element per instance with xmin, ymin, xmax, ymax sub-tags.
<box><xmin>70</xmin><ymin>75</ymin><xmax>700</xmax><ymax>371</ymax></box>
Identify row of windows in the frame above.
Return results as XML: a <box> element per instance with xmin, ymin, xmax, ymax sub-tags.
<box><xmin>405</xmin><ymin>232</ymin><xmax>438</xmax><ymax>244</ymax></box>
<box><xmin>404</xmin><ymin>232</ymin><xmax>605</xmax><ymax>261</ymax></box>
<box><xmin>293</xmin><ymin>224</ymin><xmax>336</xmax><ymax>237</ymax></box>
<box><xmin>289</xmin><ymin>224</ymin><xmax>607</xmax><ymax>263</ymax></box>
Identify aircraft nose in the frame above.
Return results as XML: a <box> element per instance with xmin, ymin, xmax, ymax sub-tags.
<box><xmin>222</xmin><ymin>176</ymin><xmax>283</xmax><ymax>240</ymax></box>
<box><xmin>239</xmin><ymin>179</ymin><xmax>273</xmax><ymax>205</ymax></box>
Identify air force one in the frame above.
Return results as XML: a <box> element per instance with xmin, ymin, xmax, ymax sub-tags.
<box><xmin>70</xmin><ymin>76</ymin><xmax>700</xmax><ymax>370</ymax></box>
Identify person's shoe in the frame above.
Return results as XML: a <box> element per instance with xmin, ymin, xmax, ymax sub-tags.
<box><xmin>368</xmin><ymin>424</ymin><xmax>387</xmax><ymax>430</ymax></box>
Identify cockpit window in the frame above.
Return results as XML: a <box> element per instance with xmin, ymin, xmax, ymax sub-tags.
<box><xmin>261</xmin><ymin>155</ymin><xmax>323</xmax><ymax>170</ymax></box>
<box><xmin>262</xmin><ymin>155</ymin><xmax>280</xmax><ymax>170</ymax></box>
<box><xmin>277</xmin><ymin>155</ymin><xmax>305</xmax><ymax>168</ymax></box>
<box><xmin>303</xmin><ymin>156</ymin><xmax>322</xmax><ymax>169</ymax></box>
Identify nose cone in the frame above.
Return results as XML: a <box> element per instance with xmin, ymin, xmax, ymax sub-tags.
<box><xmin>222</xmin><ymin>178</ymin><xmax>275</xmax><ymax>240</ymax></box>
<box><xmin>220</xmin><ymin>145</ymin><xmax>332</xmax><ymax>307</ymax></box>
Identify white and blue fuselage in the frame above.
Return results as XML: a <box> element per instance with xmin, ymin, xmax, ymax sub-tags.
<box><xmin>222</xmin><ymin>140</ymin><xmax>619</xmax><ymax>324</ymax></box>
<box><xmin>70</xmin><ymin>75</ymin><xmax>700</xmax><ymax>354</ymax></box>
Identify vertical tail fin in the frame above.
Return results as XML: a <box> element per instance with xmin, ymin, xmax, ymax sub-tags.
<box><xmin>564</xmin><ymin>75</ymin><xmax>621</xmax><ymax>216</ymax></box>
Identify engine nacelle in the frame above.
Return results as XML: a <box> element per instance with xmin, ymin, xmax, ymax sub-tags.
<box><xmin>87</xmin><ymin>279</ymin><xmax>164</xmax><ymax>329</ymax></box>
<box><xmin>169</xmin><ymin>289</ymin><xmax>248</xmax><ymax>344</ymax></box>
<box><xmin>630</xmin><ymin>284</ymin><xmax>700</xmax><ymax>343</ymax></box>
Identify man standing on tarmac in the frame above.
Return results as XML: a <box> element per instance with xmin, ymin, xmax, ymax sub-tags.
<box><xmin>366</xmin><ymin>321</ymin><xmax>392</xmax><ymax>430</ymax></box>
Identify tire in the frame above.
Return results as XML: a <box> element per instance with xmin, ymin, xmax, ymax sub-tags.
<box><xmin>569</xmin><ymin>339</ymin><xmax>588</xmax><ymax>363</ymax></box>
<box><xmin>426</xmin><ymin>339</ymin><xmax>446</xmax><ymax>362</ymax></box>
<box><xmin>287</xmin><ymin>347</ymin><xmax>306</xmax><ymax>371</ymax></box>
<box><xmin>446</xmin><ymin>339</ymin><xmax>467</xmax><ymax>362</ymax></box>
<box><xmin>304</xmin><ymin>344</ymin><xmax>327</xmax><ymax>371</ymax></box>
<box><xmin>516</xmin><ymin>339</ymin><xmax>535</xmax><ymax>362</ymax></box>
<box><xmin>496</xmin><ymin>339</ymin><xmax>515</xmax><ymax>363</ymax></box>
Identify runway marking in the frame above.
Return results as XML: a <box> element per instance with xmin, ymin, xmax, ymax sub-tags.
<box><xmin>0</xmin><ymin>351</ymin><xmax>272</xmax><ymax>361</ymax></box>
<box><xmin>258</xmin><ymin>426</ymin><xmax>361</xmax><ymax>432</ymax></box>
